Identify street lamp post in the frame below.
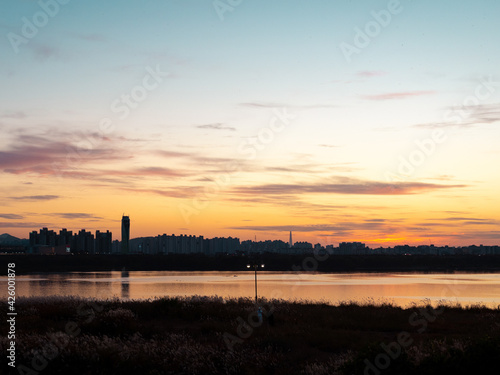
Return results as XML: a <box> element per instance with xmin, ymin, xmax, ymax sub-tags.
<box><xmin>247</xmin><ymin>263</ymin><xmax>265</xmax><ymax>303</ymax></box>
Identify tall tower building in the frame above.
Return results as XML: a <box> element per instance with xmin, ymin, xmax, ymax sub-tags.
<box><xmin>289</xmin><ymin>231</ymin><xmax>293</xmax><ymax>248</ymax></box>
<box><xmin>121</xmin><ymin>215</ymin><xmax>130</xmax><ymax>254</ymax></box>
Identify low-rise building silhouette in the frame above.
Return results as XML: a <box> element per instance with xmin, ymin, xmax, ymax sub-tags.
<box><xmin>29</xmin><ymin>227</ymin><xmax>112</xmax><ymax>254</ymax></box>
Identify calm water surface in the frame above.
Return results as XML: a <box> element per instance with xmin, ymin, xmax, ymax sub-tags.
<box><xmin>2</xmin><ymin>271</ymin><xmax>500</xmax><ymax>308</ymax></box>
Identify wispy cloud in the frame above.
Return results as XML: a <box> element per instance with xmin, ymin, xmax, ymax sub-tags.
<box><xmin>0</xmin><ymin>111</ymin><xmax>26</xmax><ymax>119</ymax></box>
<box><xmin>362</xmin><ymin>91</ymin><xmax>435</xmax><ymax>101</ymax></box>
<box><xmin>1</xmin><ymin>136</ymin><xmax>98</xmax><ymax>169</ymax></box>
<box><xmin>16</xmin><ymin>166</ymin><xmax>192</xmax><ymax>186</ymax></box>
<box><xmin>31</xmin><ymin>44</ymin><xmax>60</xmax><ymax>61</ymax></box>
<box><xmin>414</xmin><ymin>216</ymin><xmax>499</xmax><ymax>229</ymax></box>
<box><xmin>153</xmin><ymin>150</ymin><xmax>192</xmax><ymax>158</ymax></box>
<box><xmin>441</xmin><ymin>217</ymin><xmax>491</xmax><ymax>222</ymax></box>
<box><xmin>1</xmin><ymin>128</ymin><xmax>243</xmax><ymax>186</ymax></box>
<box><xmin>261</xmin><ymin>162</ymin><xmax>357</xmax><ymax>174</ymax></box>
<box><xmin>196</xmin><ymin>123</ymin><xmax>236</xmax><ymax>131</ymax></box>
<box><xmin>426</xmin><ymin>175</ymin><xmax>455</xmax><ymax>181</ymax></box>
<box><xmin>413</xmin><ymin>103</ymin><xmax>500</xmax><ymax>129</ymax></box>
<box><xmin>0</xmin><ymin>222</ymin><xmax>50</xmax><ymax>229</ymax></box>
<box><xmin>74</xmin><ymin>33</ymin><xmax>107</xmax><ymax>42</ymax></box>
<box><xmin>228</xmin><ymin>219</ymin><xmax>398</xmax><ymax>237</ymax></box>
<box><xmin>52</xmin><ymin>213</ymin><xmax>103</xmax><ymax>220</ymax></box>
<box><xmin>435</xmin><ymin>217</ymin><xmax>499</xmax><ymax>226</ymax></box>
<box><xmin>434</xmin><ymin>230</ymin><xmax>500</xmax><ymax>241</ymax></box>
<box><xmin>240</xmin><ymin>102</ymin><xmax>336</xmax><ymax>109</ymax></box>
<box><xmin>0</xmin><ymin>131</ymin><xmax>134</xmax><ymax>176</ymax></box>
<box><xmin>122</xmin><ymin>167</ymin><xmax>188</xmax><ymax>178</ymax></box>
<box><xmin>472</xmin><ymin>103</ymin><xmax>500</xmax><ymax>124</ymax></box>
<box><xmin>229</xmin><ymin>178</ymin><xmax>466</xmax><ymax>196</ymax></box>
<box><xmin>0</xmin><ymin>214</ymin><xmax>24</xmax><ymax>220</ymax></box>
<box><xmin>10</xmin><ymin>195</ymin><xmax>60</xmax><ymax>201</ymax></box>
<box><xmin>88</xmin><ymin>167</ymin><xmax>190</xmax><ymax>179</ymax></box>
<box><xmin>120</xmin><ymin>186</ymin><xmax>201</xmax><ymax>199</ymax></box>
<box><xmin>357</xmin><ymin>71</ymin><xmax>386</xmax><ymax>77</ymax></box>
<box><xmin>155</xmin><ymin>150</ymin><xmax>245</xmax><ymax>170</ymax></box>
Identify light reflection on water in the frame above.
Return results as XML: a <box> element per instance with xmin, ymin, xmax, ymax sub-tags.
<box><xmin>1</xmin><ymin>271</ymin><xmax>500</xmax><ymax>308</ymax></box>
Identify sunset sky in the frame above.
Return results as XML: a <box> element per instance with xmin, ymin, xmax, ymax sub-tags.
<box><xmin>1</xmin><ymin>0</ymin><xmax>499</xmax><ymax>246</ymax></box>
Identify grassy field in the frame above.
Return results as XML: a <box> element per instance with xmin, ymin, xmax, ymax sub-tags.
<box><xmin>2</xmin><ymin>296</ymin><xmax>500</xmax><ymax>374</ymax></box>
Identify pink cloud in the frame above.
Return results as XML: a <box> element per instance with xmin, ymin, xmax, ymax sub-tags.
<box><xmin>362</xmin><ymin>91</ymin><xmax>435</xmax><ymax>100</ymax></box>
<box><xmin>229</xmin><ymin>179</ymin><xmax>466</xmax><ymax>196</ymax></box>
<box><xmin>357</xmin><ymin>71</ymin><xmax>386</xmax><ymax>77</ymax></box>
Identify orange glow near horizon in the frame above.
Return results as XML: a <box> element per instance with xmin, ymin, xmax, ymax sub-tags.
<box><xmin>2</xmin><ymin>183</ymin><xmax>500</xmax><ymax>248</ymax></box>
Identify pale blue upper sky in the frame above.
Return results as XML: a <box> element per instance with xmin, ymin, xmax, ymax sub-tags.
<box><xmin>2</xmin><ymin>0</ymin><xmax>498</xmax><ymax>120</ymax></box>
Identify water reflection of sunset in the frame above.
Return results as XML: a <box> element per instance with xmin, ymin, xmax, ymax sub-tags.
<box><xmin>3</xmin><ymin>272</ymin><xmax>500</xmax><ymax>308</ymax></box>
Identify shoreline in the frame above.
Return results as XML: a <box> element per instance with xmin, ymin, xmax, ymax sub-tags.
<box><xmin>9</xmin><ymin>294</ymin><xmax>500</xmax><ymax>310</ymax></box>
<box><xmin>4</xmin><ymin>254</ymin><xmax>500</xmax><ymax>274</ymax></box>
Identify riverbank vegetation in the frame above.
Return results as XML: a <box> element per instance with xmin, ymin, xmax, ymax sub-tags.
<box><xmin>1</xmin><ymin>296</ymin><xmax>500</xmax><ymax>374</ymax></box>
<box><xmin>4</xmin><ymin>254</ymin><xmax>500</xmax><ymax>273</ymax></box>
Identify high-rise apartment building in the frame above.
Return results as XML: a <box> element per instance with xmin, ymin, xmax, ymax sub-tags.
<box><xmin>121</xmin><ymin>215</ymin><xmax>130</xmax><ymax>254</ymax></box>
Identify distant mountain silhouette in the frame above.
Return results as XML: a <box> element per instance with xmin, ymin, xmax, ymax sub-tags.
<box><xmin>0</xmin><ymin>233</ymin><xmax>28</xmax><ymax>246</ymax></box>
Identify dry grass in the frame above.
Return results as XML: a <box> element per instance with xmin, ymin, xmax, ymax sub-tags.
<box><xmin>1</xmin><ymin>296</ymin><xmax>500</xmax><ymax>374</ymax></box>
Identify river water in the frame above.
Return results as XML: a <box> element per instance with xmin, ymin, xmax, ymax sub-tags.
<box><xmin>2</xmin><ymin>271</ymin><xmax>500</xmax><ymax>308</ymax></box>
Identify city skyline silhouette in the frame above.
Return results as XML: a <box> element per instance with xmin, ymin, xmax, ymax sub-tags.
<box><xmin>1</xmin><ymin>2</ymin><xmax>500</xmax><ymax>248</ymax></box>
